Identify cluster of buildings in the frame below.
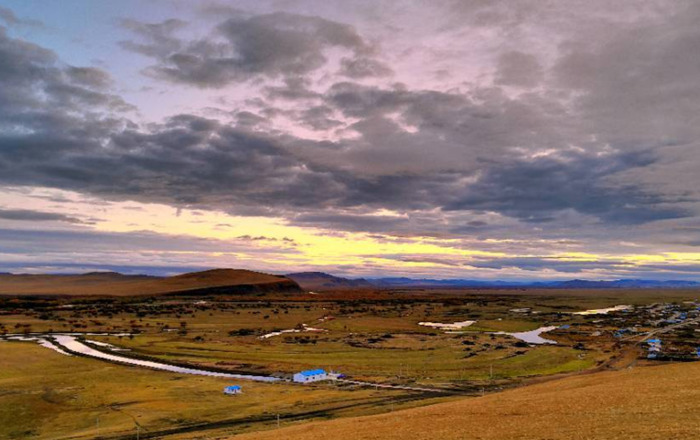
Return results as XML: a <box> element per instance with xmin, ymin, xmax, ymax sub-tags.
<box><xmin>646</xmin><ymin>338</ymin><xmax>662</xmax><ymax>359</ymax></box>
<box><xmin>575</xmin><ymin>302</ymin><xmax>700</xmax><ymax>361</ymax></box>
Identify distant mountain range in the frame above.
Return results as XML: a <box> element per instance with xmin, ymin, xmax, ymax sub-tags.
<box><xmin>285</xmin><ymin>272</ymin><xmax>374</xmax><ymax>290</ymax></box>
<box><xmin>2</xmin><ymin>269</ymin><xmax>698</xmax><ymax>296</ymax></box>
<box><xmin>287</xmin><ymin>272</ymin><xmax>700</xmax><ymax>290</ymax></box>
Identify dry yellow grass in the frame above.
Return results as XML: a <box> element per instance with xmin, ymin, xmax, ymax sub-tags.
<box><xmin>235</xmin><ymin>361</ymin><xmax>700</xmax><ymax>440</ymax></box>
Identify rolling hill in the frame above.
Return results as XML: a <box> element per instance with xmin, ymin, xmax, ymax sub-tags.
<box><xmin>285</xmin><ymin>272</ymin><xmax>374</xmax><ymax>290</ymax></box>
<box><xmin>236</xmin><ymin>361</ymin><xmax>700</xmax><ymax>440</ymax></box>
<box><xmin>0</xmin><ymin>269</ymin><xmax>301</xmax><ymax>296</ymax></box>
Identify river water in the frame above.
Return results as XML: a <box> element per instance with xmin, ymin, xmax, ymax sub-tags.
<box><xmin>3</xmin><ymin>333</ymin><xmax>280</xmax><ymax>382</ymax></box>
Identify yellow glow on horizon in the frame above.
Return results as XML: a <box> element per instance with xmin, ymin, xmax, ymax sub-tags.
<box><xmin>87</xmin><ymin>200</ymin><xmax>507</xmax><ymax>269</ymax></box>
<box><xmin>4</xmin><ymin>187</ymin><xmax>700</xmax><ymax>276</ymax></box>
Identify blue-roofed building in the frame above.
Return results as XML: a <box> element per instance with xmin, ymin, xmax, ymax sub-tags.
<box><xmin>223</xmin><ymin>385</ymin><xmax>242</xmax><ymax>395</ymax></box>
<box><xmin>293</xmin><ymin>368</ymin><xmax>328</xmax><ymax>383</ymax></box>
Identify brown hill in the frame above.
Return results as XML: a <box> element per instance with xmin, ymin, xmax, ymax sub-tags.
<box><xmin>237</xmin><ymin>361</ymin><xmax>700</xmax><ymax>440</ymax></box>
<box><xmin>0</xmin><ymin>269</ymin><xmax>301</xmax><ymax>296</ymax></box>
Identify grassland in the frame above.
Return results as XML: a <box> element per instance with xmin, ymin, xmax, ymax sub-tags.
<box><xmin>233</xmin><ymin>360</ymin><xmax>700</xmax><ymax>440</ymax></box>
<box><xmin>1</xmin><ymin>286</ymin><xmax>699</xmax><ymax>439</ymax></box>
<box><xmin>0</xmin><ymin>342</ymin><xmax>443</xmax><ymax>440</ymax></box>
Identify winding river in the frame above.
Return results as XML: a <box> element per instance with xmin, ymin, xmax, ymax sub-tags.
<box><xmin>2</xmin><ymin>333</ymin><xmax>280</xmax><ymax>382</ymax></box>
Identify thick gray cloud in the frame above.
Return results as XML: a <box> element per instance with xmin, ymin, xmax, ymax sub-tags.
<box><xmin>0</xmin><ymin>209</ymin><xmax>82</xmax><ymax>223</ymax></box>
<box><xmin>0</xmin><ymin>20</ymin><xmax>692</xmax><ymax>231</ymax></box>
<box><xmin>2</xmin><ymin>2</ymin><xmax>700</xmax><ymax>279</ymax></box>
<box><xmin>121</xmin><ymin>12</ymin><xmax>390</xmax><ymax>87</ymax></box>
<box><xmin>495</xmin><ymin>51</ymin><xmax>543</xmax><ymax>88</ymax></box>
<box><xmin>445</xmin><ymin>150</ymin><xmax>692</xmax><ymax>224</ymax></box>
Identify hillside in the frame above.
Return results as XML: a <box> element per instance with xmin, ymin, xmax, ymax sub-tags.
<box><xmin>0</xmin><ymin>269</ymin><xmax>301</xmax><ymax>296</ymax></box>
<box><xmin>285</xmin><ymin>272</ymin><xmax>374</xmax><ymax>290</ymax></box>
<box><xmin>236</xmin><ymin>362</ymin><xmax>700</xmax><ymax>440</ymax></box>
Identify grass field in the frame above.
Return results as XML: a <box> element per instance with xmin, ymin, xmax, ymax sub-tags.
<box><xmin>0</xmin><ymin>342</ymin><xmax>442</xmax><ymax>440</ymax></box>
<box><xmin>234</xmin><ymin>360</ymin><xmax>700</xmax><ymax>440</ymax></box>
<box><xmin>1</xmin><ymin>287</ymin><xmax>699</xmax><ymax>439</ymax></box>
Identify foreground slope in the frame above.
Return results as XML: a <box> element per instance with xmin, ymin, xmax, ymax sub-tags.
<box><xmin>237</xmin><ymin>362</ymin><xmax>700</xmax><ymax>440</ymax></box>
<box><xmin>0</xmin><ymin>269</ymin><xmax>301</xmax><ymax>296</ymax></box>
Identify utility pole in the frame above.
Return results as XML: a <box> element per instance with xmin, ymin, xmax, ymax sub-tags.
<box><xmin>277</xmin><ymin>413</ymin><xmax>280</xmax><ymax>429</ymax></box>
<box><xmin>136</xmin><ymin>425</ymin><xmax>140</xmax><ymax>440</ymax></box>
<box><xmin>489</xmin><ymin>364</ymin><xmax>493</xmax><ymax>381</ymax></box>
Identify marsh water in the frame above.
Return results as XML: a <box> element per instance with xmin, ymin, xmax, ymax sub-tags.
<box><xmin>502</xmin><ymin>326</ymin><xmax>558</xmax><ymax>345</ymax></box>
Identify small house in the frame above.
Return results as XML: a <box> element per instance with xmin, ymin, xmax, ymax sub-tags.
<box><xmin>293</xmin><ymin>369</ymin><xmax>328</xmax><ymax>383</ymax></box>
<box><xmin>224</xmin><ymin>385</ymin><xmax>242</xmax><ymax>395</ymax></box>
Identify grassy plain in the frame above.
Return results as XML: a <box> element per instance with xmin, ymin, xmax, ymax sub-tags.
<box><xmin>0</xmin><ymin>342</ymin><xmax>437</xmax><ymax>440</ymax></box>
<box><xmin>234</xmin><ymin>360</ymin><xmax>700</xmax><ymax>440</ymax></box>
<box><xmin>1</xmin><ymin>287</ymin><xmax>699</xmax><ymax>439</ymax></box>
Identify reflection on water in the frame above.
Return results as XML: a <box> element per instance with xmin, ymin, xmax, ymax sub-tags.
<box><xmin>501</xmin><ymin>326</ymin><xmax>558</xmax><ymax>345</ymax></box>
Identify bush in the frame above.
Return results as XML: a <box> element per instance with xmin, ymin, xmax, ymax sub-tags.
<box><xmin>229</xmin><ymin>328</ymin><xmax>256</xmax><ymax>337</ymax></box>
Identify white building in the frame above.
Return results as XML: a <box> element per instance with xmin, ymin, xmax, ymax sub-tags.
<box><xmin>293</xmin><ymin>368</ymin><xmax>328</xmax><ymax>383</ymax></box>
<box><xmin>223</xmin><ymin>385</ymin><xmax>242</xmax><ymax>395</ymax></box>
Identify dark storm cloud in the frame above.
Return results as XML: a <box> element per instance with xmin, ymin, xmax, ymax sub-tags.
<box><xmin>121</xmin><ymin>12</ymin><xmax>389</xmax><ymax>87</ymax></box>
<box><xmin>446</xmin><ymin>150</ymin><xmax>692</xmax><ymax>224</ymax></box>
<box><xmin>0</xmin><ymin>208</ymin><xmax>82</xmax><ymax>223</ymax></box>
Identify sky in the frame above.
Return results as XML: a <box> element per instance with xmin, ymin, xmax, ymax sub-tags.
<box><xmin>1</xmin><ymin>0</ymin><xmax>700</xmax><ymax>279</ymax></box>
